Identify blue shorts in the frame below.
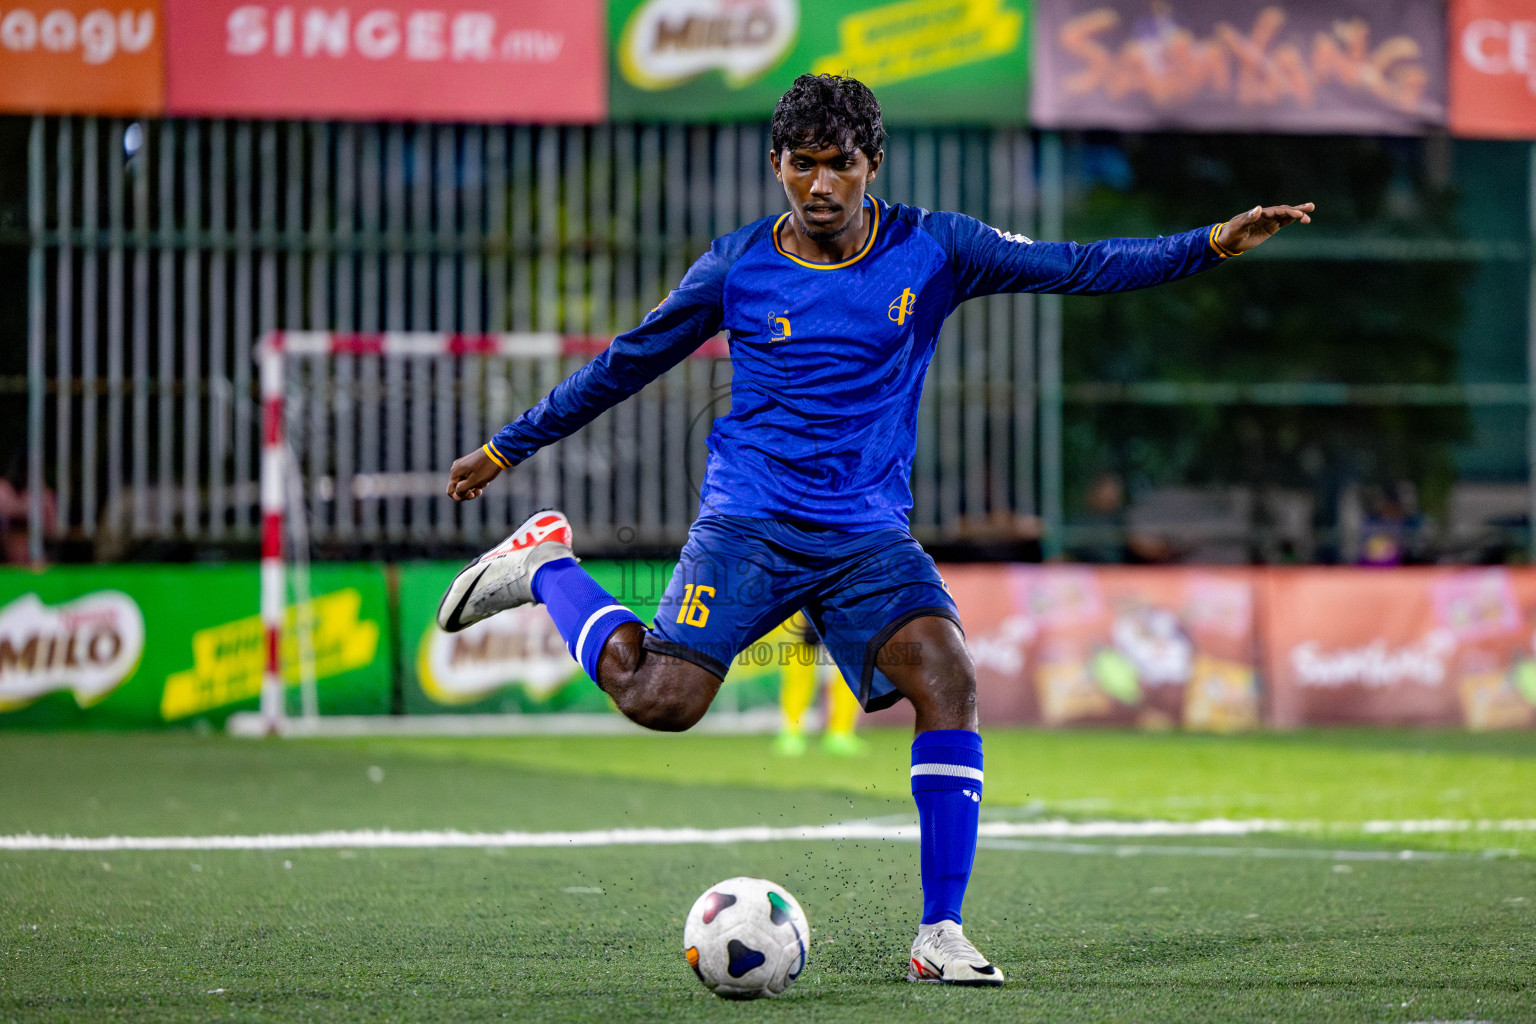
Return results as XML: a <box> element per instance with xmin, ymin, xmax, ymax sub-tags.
<box><xmin>644</xmin><ymin>515</ymin><xmax>961</xmax><ymax>711</ymax></box>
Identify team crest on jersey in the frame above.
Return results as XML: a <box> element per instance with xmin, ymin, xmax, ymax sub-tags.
<box><xmin>769</xmin><ymin>315</ymin><xmax>792</xmax><ymax>341</ymax></box>
<box><xmin>992</xmin><ymin>227</ymin><xmax>1032</xmax><ymax>244</ymax></box>
<box><xmin>888</xmin><ymin>287</ymin><xmax>917</xmax><ymax>325</ymax></box>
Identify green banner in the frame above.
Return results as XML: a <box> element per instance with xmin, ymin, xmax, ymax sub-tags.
<box><xmin>610</xmin><ymin>0</ymin><xmax>1029</xmax><ymax>124</ymax></box>
<box><xmin>0</xmin><ymin>565</ymin><xmax>391</xmax><ymax>729</ymax></box>
<box><xmin>398</xmin><ymin>561</ymin><xmax>784</xmax><ymax>715</ymax></box>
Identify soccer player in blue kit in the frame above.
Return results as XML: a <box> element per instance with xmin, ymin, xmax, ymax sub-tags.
<box><xmin>439</xmin><ymin>74</ymin><xmax>1313</xmax><ymax>986</ymax></box>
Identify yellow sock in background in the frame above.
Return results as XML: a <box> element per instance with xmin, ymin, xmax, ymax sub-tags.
<box><xmin>826</xmin><ymin>671</ymin><xmax>860</xmax><ymax>736</ymax></box>
<box><xmin>779</xmin><ymin>642</ymin><xmax>818</xmax><ymax>734</ymax></box>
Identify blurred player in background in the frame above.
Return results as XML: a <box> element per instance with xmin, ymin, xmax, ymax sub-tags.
<box><xmin>437</xmin><ymin>72</ymin><xmax>1312</xmax><ymax>985</ymax></box>
<box><xmin>774</xmin><ymin>611</ymin><xmax>865</xmax><ymax>757</ymax></box>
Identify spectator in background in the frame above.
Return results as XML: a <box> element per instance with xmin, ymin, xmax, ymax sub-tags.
<box><xmin>0</xmin><ymin>479</ymin><xmax>53</xmax><ymax>564</ymax></box>
<box><xmin>1358</xmin><ymin>481</ymin><xmax>1424</xmax><ymax>566</ymax></box>
<box><xmin>1071</xmin><ymin>470</ymin><xmax>1173</xmax><ymax>564</ymax></box>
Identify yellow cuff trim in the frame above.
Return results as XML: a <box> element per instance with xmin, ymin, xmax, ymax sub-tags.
<box><xmin>481</xmin><ymin>443</ymin><xmax>510</xmax><ymax>470</ymax></box>
<box><xmin>1209</xmin><ymin>222</ymin><xmax>1242</xmax><ymax>259</ymax></box>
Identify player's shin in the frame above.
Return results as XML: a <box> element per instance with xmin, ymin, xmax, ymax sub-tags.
<box><xmin>532</xmin><ymin>558</ymin><xmax>643</xmax><ymax>685</ymax></box>
<box><xmin>910</xmin><ymin>730</ymin><xmax>983</xmax><ymax>925</ymax></box>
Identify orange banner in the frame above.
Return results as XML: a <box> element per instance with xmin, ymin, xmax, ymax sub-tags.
<box><xmin>944</xmin><ymin>565</ymin><xmax>1261</xmax><ymax>730</ymax></box>
<box><xmin>0</xmin><ymin>2</ymin><xmax>164</xmax><ymax>115</ymax></box>
<box><xmin>1449</xmin><ymin>0</ymin><xmax>1536</xmax><ymax>138</ymax></box>
<box><xmin>1262</xmin><ymin>567</ymin><xmax>1536</xmax><ymax>729</ymax></box>
<box><xmin>905</xmin><ymin>564</ymin><xmax>1536</xmax><ymax>730</ymax></box>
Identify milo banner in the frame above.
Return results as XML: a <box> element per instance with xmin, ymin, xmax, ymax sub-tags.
<box><xmin>1263</xmin><ymin>568</ymin><xmax>1536</xmax><ymax>729</ymax></box>
<box><xmin>609</xmin><ymin>0</ymin><xmax>1030</xmax><ymax>123</ymax></box>
<box><xmin>0</xmin><ymin>565</ymin><xmax>390</xmax><ymax>728</ymax></box>
<box><xmin>1031</xmin><ymin>0</ymin><xmax>1445</xmax><ymax>134</ymax></box>
<box><xmin>397</xmin><ymin>561</ymin><xmax>787</xmax><ymax>715</ymax></box>
<box><xmin>951</xmin><ymin>565</ymin><xmax>1261</xmax><ymax>730</ymax></box>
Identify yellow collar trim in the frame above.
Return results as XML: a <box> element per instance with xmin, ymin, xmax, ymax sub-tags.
<box><xmin>773</xmin><ymin>200</ymin><xmax>881</xmax><ymax>270</ymax></box>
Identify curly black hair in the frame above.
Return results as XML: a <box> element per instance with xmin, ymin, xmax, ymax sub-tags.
<box><xmin>770</xmin><ymin>73</ymin><xmax>885</xmax><ymax>162</ymax></box>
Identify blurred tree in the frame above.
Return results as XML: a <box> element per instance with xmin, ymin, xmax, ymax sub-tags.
<box><xmin>1060</xmin><ymin>132</ymin><xmax>1471</xmax><ymax>562</ymax></box>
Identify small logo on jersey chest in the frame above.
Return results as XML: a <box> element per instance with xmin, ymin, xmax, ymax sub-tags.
<box><xmin>888</xmin><ymin>288</ymin><xmax>916</xmax><ymax>325</ymax></box>
<box><xmin>769</xmin><ymin>315</ymin><xmax>792</xmax><ymax>342</ymax></box>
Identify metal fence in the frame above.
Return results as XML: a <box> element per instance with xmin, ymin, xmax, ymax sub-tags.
<box><xmin>21</xmin><ymin>116</ymin><xmax>1040</xmax><ymax>559</ymax></box>
<box><xmin>21</xmin><ymin>116</ymin><xmax>1536</xmax><ymax>565</ymax></box>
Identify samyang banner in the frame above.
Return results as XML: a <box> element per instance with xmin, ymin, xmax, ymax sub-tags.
<box><xmin>609</xmin><ymin>0</ymin><xmax>1030</xmax><ymax>124</ymax></box>
<box><xmin>164</xmin><ymin>0</ymin><xmax>605</xmax><ymax>121</ymax></box>
<box><xmin>1262</xmin><ymin>568</ymin><xmax>1536</xmax><ymax>729</ymax></box>
<box><xmin>1449</xmin><ymin>0</ymin><xmax>1536</xmax><ymax>138</ymax></box>
<box><xmin>948</xmin><ymin>565</ymin><xmax>1262</xmax><ymax>730</ymax></box>
<box><xmin>1031</xmin><ymin>0</ymin><xmax>1445</xmax><ymax>134</ymax></box>
<box><xmin>0</xmin><ymin>1</ymin><xmax>165</xmax><ymax>115</ymax></box>
<box><xmin>0</xmin><ymin>565</ymin><xmax>390</xmax><ymax>729</ymax></box>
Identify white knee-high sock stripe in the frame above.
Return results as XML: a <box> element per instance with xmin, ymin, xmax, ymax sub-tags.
<box><xmin>910</xmin><ymin>763</ymin><xmax>984</xmax><ymax>782</ymax></box>
<box><xmin>573</xmin><ymin>605</ymin><xmax>631</xmax><ymax>666</ymax></box>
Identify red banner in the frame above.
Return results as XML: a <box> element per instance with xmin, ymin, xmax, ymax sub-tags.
<box><xmin>164</xmin><ymin>0</ymin><xmax>604</xmax><ymax>121</ymax></box>
<box><xmin>1449</xmin><ymin>0</ymin><xmax>1536</xmax><ymax>138</ymax></box>
<box><xmin>0</xmin><ymin>2</ymin><xmax>164</xmax><ymax>115</ymax></box>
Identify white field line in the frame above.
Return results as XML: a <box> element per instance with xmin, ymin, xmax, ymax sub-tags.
<box><xmin>2</xmin><ymin>818</ymin><xmax>1534</xmax><ymax>852</ymax></box>
<box><xmin>977</xmin><ymin>840</ymin><xmax>1477</xmax><ymax>861</ymax></box>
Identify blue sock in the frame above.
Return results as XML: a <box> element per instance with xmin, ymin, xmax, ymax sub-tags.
<box><xmin>531</xmin><ymin>558</ymin><xmax>642</xmax><ymax>685</ymax></box>
<box><xmin>910</xmin><ymin>729</ymin><xmax>983</xmax><ymax>926</ymax></box>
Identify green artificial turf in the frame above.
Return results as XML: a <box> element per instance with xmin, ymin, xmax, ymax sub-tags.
<box><xmin>2</xmin><ymin>730</ymin><xmax>1534</xmax><ymax>1022</ymax></box>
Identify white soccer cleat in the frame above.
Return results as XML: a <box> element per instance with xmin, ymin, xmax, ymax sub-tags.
<box><xmin>436</xmin><ymin>509</ymin><xmax>575</xmax><ymax>633</ymax></box>
<box><xmin>906</xmin><ymin>921</ymin><xmax>1004</xmax><ymax>986</ymax></box>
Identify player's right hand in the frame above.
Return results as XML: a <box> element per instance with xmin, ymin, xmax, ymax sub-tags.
<box><xmin>446</xmin><ymin>447</ymin><xmax>503</xmax><ymax>502</ymax></box>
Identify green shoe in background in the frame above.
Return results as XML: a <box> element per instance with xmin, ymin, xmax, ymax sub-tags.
<box><xmin>821</xmin><ymin>732</ymin><xmax>867</xmax><ymax>757</ymax></box>
<box><xmin>773</xmin><ymin>730</ymin><xmax>809</xmax><ymax>757</ymax></box>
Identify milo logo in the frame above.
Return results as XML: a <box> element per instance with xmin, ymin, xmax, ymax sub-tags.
<box><xmin>0</xmin><ymin>592</ymin><xmax>145</xmax><ymax>710</ymax></box>
<box><xmin>620</xmin><ymin>0</ymin><xmax>798</xmax><ymax>89</ymax></box>
<box><xmin>419</xmin><ymin>604</ymin><xmax>577</xmax><ymax>704</ymax></box>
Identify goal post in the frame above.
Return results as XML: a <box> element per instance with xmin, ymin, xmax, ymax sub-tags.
<box><xmin>251</xmin><ymin>328</ymin><xmax>732</xmax><ymax>735</ymax></box>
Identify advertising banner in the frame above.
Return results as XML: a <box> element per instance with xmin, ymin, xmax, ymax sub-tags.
<box><xmin>164</xmin><ymin>0</ymin><xmax>604</xmax><ymax>122</ymax></box>
<box><xmin>1031</xmin><ymin>0</ymin><xmax>1445</xmax><ymax>134</ymax></box>
<box><xmin>0</xmin><ymin>2</ymin><xmax>164</xmax><ymax>115</ymax></box>
<box><xmin>0</xmin><ymin>565</ymin><xmax>390</xmax><ymax>729</ymax></box>
<box><xmin>1448</xmin><ymin>0</ymin><xmax>1536</xmax><ymax>138</ymax></box>
<box><xmin>953</xmin><ymin>565</ymin><xmax>1261</xmax><ymax>729</ymax></box>
<box><xmin>609</xmin><ymin>0</ymin><xmax>1030</xmax><ymax>124</ymax></box>
<box><xmin>397</xmin><ymin>561</ymin><xmax>784</xmax><ymax>716</ymax></box>
<box><xmin>1262</xmin><ymin>568</ymin><xmax>1536</xmax><ymax>729</ymax></box>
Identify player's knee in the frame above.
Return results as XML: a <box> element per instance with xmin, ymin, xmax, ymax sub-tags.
<box><xmin>612</xmin><ymin>669</ymin><xmax>714</xmax><ymax>733</ymax></box>
<box><xmin>619</xmin><ymin>688</ymin><xmax>709</xmax><ymax>733</ymax></box>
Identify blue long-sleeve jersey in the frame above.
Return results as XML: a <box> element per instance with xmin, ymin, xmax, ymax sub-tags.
<box><xmin>487</xmin><ymin>197</ymin><xmax>1235</xmax><ymax>530</ymax></box>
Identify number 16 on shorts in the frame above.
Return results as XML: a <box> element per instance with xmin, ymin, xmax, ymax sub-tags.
<box><xmin>676</xmin><ymin>584</ymin><xmax>714</xmax><ymax>627</ymax></box>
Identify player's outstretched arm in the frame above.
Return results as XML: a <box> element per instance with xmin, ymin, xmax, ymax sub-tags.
<box><xmin>1212</xmin><ymin>202</ymin><xmax>1314</xmax><ymax>255</ymax></box>
<box><xmin>443</xmin><ymin>245</ymin><xmax>730</xmax><ymax>503</ymax></box>
<box><xmin>934</xmin><ymin>201</ymin><xmax>1317</xmax><ymax>301</ymax></box>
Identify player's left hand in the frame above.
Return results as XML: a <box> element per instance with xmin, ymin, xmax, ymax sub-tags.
<box><xmin>1215</xmin><ymin>202</ymin><xmax>1315</xmax><ymax>254</ymax></box>
<box><xmin>446</xmin><ymin>447</ymin><xmax>503</xmax><ymax>502</ymax></box>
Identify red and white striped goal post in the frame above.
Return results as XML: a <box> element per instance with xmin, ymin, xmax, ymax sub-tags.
<box><xmin>254</xmin><ymin>329</ymin><xmax>729</xmax><ymax>731</ymax></box>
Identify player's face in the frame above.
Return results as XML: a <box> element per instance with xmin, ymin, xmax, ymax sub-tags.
<box><xmin>771</xmin><ymin>144</ymin><xmax>882</xmax><ymax>242</ymax></box>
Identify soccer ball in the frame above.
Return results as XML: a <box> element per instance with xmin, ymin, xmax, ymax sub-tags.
<box><xmin>683</xmin><ymin>877</ymin><xmax>809</xmax><ymax>999</ymax></box>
